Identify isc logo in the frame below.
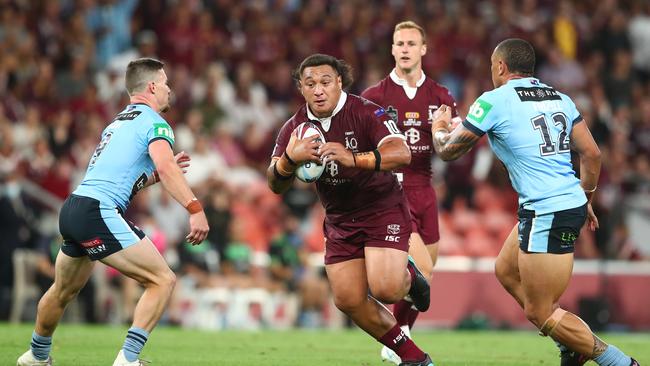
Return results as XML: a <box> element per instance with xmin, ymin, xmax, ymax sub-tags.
<box><xmin>384</xmin><ymin>235</ymin><xmax>400</xmax><ymax>242</ymax></box>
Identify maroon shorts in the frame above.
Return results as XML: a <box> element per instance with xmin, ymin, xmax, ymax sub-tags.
<box><xmin>404</xmin><ymin>185</ymin><xmax>440</xmax><ymax>244</ymax></box>
<box><xmin>323</xmin><ymin>203</ymin><xmax>412</xmax><ymax>265</ymax></box>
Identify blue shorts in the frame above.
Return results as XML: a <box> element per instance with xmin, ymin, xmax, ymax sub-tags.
<box><xmin>59</xmin><ymin>194</ymin><xmax>145</xmax><ymax>260</ymax></box>
<box><xmin>517</xmin><ymin>204</ymin><xmax>587</xmax><ymax>254</ymax></box>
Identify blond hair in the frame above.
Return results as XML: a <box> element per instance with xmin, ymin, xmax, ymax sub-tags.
<box><xmin>394</xmin><ymin>21</ymin><xmax>426</xmax><ymax>44</ymax></box>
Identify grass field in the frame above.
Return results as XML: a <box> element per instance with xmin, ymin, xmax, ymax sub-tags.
<box><xmin>2</xmin><ymin>323</ymin><xmax>648</xmax><ymax>365</ymax></box>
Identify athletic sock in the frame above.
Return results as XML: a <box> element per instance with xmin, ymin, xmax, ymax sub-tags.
<box><xmin>378</xmin><ymin>324</ymin><xmax>425</xmax><ymax>362</ymax></box>
<box><xmin>593</xmin><ymin>345</ymin><xmax>632</xmax><ymax>366</ymax></box>
<box><xmin>394</xmin><ymin>299</ymin><xmax>414</xmax><ymax>327</ymax></box>
<box><xmin>394</xmin><ymin>299</ymin><xmax>421</xmax><ymax>331</ymax></box>
<box><xmin>407</xmin><ymin>305</ymin><xmax>420</xmax><ymax>329</ymax></box>
<box><xmin>122</xmin><ymin>327</ymin><xmax>150</xmax><ymax>362</ymax></box>
<box><xmin>30</xmin><ymin>331</ymin><xmax>52</xmax><ymax>361</ymax></box>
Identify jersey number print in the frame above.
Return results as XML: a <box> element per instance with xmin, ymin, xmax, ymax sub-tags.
<box><xmin>89</xmin><ymin>131</ymin><xmax>114</xmax><ymax>168</ymax></box>
<box><xmin>531</xmin><ymin>113</ymin><xmax>570</xmax><ymax>156</ymax></box>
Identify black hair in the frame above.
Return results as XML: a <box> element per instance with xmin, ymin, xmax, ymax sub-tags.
<box><xmin>292</xmin><ymin>54</ymin><xmax>354</xmax><ymax>89</ymax></box>
<box><xmin>495</xmin><ymin>38</ymin><xmax>535</xmax><ymax>76</ymax></box>
<box><xmin>125</xmin><ymin>58</ymin><xmax>165</xmax><ymax>95</ymax></box>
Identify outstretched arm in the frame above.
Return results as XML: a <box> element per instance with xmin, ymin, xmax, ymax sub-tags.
<box><xmin>431</xmin><ymin>105</ymin><xmax>482</xmax><ymax>161</ymax></box>
<box><xmin>149</xmin><ymin>140</ymin><xmax>209</xmax><ymax>244</ymax></box>
<box><xmin>145</xmin><ymin>151</ymin><xmax>191</xmax><ymax>188</ymax></box>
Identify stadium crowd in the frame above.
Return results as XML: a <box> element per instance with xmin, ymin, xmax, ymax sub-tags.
<box><xmin>1</xmin><ymin>0</ymin><xmax>649</xmax><ymax>326</ymax></box>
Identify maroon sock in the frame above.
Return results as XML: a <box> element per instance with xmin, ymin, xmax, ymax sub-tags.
<box><xmin>393</xmin><ymin>299</ymin><xmax>413</xmax><ymax>327</ymax></box>
<box><xmin>407</xmin><ymin>307</ymin><xmax>420</xmax><ymax>329</ymax></box>
<box><xmin>377</xmin><ymin>324</ymin><xmax>425</xmax><ymax>362</ymax></box>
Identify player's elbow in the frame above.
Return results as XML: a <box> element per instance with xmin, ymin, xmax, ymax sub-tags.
<box><xmin>155</xmin><ymin>160</ymin><xmax>178</xmax><ymax>180</ymax></box>
<box><xmin>588</xmin><ymin>145</ymin><xmax>602</xmax><ymax>162</ymax></box>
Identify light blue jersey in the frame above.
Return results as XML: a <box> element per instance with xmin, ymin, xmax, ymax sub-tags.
<box><xmin>73</xmin><ymin>104</ymin><xmax>175</xmax><ymax>213</ymax></box>
<box><xmin>463</xmin><ymin>77</ymin><xmax>587</xmax><ymax>214</ymax></box>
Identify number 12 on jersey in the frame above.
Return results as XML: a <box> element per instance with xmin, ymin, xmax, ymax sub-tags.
<box><xmin>531</xmin><ymin>113</ymin><xmax>570</xmax><ymax>156</ymax></box>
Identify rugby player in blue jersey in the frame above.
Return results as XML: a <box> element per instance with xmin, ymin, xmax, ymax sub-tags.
<box><xmin>17</xmin><ymin>58</ymin><xmax>209</xmax><ymax>366</ymax></box>
<box><xmin>430</xmin><ymin>39</ymin><xmax>639</xmax><ymax>366</ymax></box>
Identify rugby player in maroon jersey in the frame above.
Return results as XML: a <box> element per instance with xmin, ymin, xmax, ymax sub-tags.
<box><xmin>362</xmin><ymin>21</ymin><xmax>461</xmax><ymax>365</ymax></box>
<box><xmin>267</xmin><ymin>53</ymin><xmax>434</xmax><ymax>366</ymax></box>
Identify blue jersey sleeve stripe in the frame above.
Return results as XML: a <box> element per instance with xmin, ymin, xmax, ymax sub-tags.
<box><xmin>462</xmin><ymin>119</ymin><xmax>485</xmax><ymax>137</ymax></box>
<box><xmin>148</xmin><ymin>136</ymin><xmax>173</xmax><ymax>148</ymax></box>
<box><xmin>573</xmin><ymin>115</ymin><xmax>584</xmax><ymax>125</ymax></box>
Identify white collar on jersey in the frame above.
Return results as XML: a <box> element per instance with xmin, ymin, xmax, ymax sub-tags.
<box><xmin>306</xmin><ymin>91</ymin><xmax>347</xmax><ymax>132</ymax></box>
<box><xmin>390</xmin><ymin>69</ymin><xmax>425</xmax><ymax>100</ymax></box>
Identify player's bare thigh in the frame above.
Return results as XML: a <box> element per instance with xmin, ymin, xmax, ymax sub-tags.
<box><xmin>325</xmin><ymin>258</ymin><xmax>368</xmax><ymax>310</ymax></box>
<box><xmin>100</xmin><ymin>237</ymin><xmax>174</xmax><ymax>285</ymax></box>
<box><xmin>51</xmin><ymin>250</ymin><xmax>95</xmax><ymax>296</ymax></box>
<box><xmin>518</xmin><ymin>251</ymin><xmax>573</xmax><ymax>325</ymax></box>
<box><xmin>494</xmin><ymin>224</ymin><xmax>526</xmax><ymax>306</ymax></box>
<box><xmin>495</xmin><ymin>225</ymin><xmax>520</xmax><ymax>283</ymax></box>
<box><xmin>365</xmin><ymin>246</ymin><xmax>410</xmax><ymax>302</ymax></box>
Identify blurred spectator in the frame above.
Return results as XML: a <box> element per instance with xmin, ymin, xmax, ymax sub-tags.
<box><xmin>628</xmin><ymin>2</ymin><xmax>650</xmax><ymax>82</ymax></box>
<box><xmin>537</xmin><ymin>46</ymin><xmax>586</xmax><ymax>94</ymax></box>
<box><xmin>85</xmin><ymin>0</ymin><xmax>139</xmax><ymax>67</ymax></box>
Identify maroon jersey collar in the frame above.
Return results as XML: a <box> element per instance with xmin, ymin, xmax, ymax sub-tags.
<box><xmin>390</xmin><ymin>69</ymin><xmax>426</xmax><ymax>88</ymax></box>
<box><xmin>306</xmin><ymin>91</ymin><xmax>348</xmax><ymax>132</ymax></box>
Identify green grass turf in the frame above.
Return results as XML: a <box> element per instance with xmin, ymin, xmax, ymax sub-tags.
<box><xmin>1</xmin><ymin>323</ymin><xmax>648</xmax><ymax>365</ymax></box>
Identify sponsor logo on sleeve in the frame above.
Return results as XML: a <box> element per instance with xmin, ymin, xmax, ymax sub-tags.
<box><xmin>153</xmin><ymin>123</ymin><xmax>175</xmax><ymax>144</ymax></box>
<box><xmin>467</xmin><ymin>99</ymin><xmax>493</xmax><ymax>124</ymax></box>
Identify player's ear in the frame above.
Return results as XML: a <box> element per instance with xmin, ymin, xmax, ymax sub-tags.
<box><xmin>498</xmin><ymin>59</ymin><xmax>507</xmax><ymax>76</ymax></box>
<box><xmin>421</xmin><ymin>43</ymin><xmax>427</xmax><ymax>56</ymax></box>
<box><xmin>148</xmin><ymin>80</ymin><xmax>156</xmax><ymax>95</ymax></box>
<box><xmin>337</xmin><ymin>75</ymin><xmax>342</xmax><ymax>88</ymax></box>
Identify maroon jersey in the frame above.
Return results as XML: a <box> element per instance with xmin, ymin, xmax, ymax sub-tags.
<box><xmin>362</xmin><ymin>70</ymin><xmax>459</xmax><ymax>187</ymax></box>
<box><xmin>272</xmin><ymin>93</ymin><xmax>407</xmax><ymax>223</ymax></box>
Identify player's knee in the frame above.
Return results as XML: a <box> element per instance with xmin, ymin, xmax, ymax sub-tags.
<box><xmin>159</xmin><ymin>269</ymin><xmax>177</xmax><ymax>290</ymax></box>
<box><xmin>147</xmin><ymin>268</ymin><xmax>176</xmax><ymax>291</ymax></box>
<box><xmin>369</xmin><ymin>283</ymin><xmax>404</xmax><ymax>304</ymax></box>
<box><xmin>332</xmin><ymin>292</ymin><xmax>365</xmax><ymax>314</ymax></box>
<box><xmin>523</xmin><ymin>302</ymin><xmax>552</xmax><ymax>329</ymax></box>
<box><xmin>49</xmin><ymin>282</ymin><xmax>81</xmax><ymax>305</ymax></box>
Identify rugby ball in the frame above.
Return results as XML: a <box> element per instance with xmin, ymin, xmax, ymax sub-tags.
<box><xmin>294</xmin><ymin>122</ymin><xmax>325</xmax><ymax>183</ymax></box>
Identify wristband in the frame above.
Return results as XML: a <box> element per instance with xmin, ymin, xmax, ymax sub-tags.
<box><xmin>276</xmin><ymin>154</ymin><xmax>297</xmax><ymax>176</ymax></box>
<box><xmin>283</xmin><ymin>151</ymin><xmax>297</xmax><ymax>166</ymax></box>
<box><xmin>353</xmin><ymin>151</ymin><xmax>376</xmax><ymax>170</ymax></box>
<box><xmin>273</xmin><ymin>163</ymin><xmax>294</xmax><ymax>180</ymax></box>
<box><xmin>373</xmin><ymin>149</ymin><xmax>381</xmax><ymax>171</ymax></box>
<box><xmin>152</xmin><ymin>170</ymin><xmax>160</xmax><ymax>183</ymax></box>
<box><xmin>185</xmin><ymin>198</ymin><xmax>203</xmax><ymax>214</ymax></box>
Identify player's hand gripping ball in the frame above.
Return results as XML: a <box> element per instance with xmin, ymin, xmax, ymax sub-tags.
<box><xmin>294</xmin><ymin>122</ymin><xmax>325</xmax><ymax>183</ymax></box>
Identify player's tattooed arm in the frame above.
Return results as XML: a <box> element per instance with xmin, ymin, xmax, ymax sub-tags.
<box><xmin>431</xmin><ymin>105</ymin><xmax>481</xmax><ymax>161</ymax></box>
